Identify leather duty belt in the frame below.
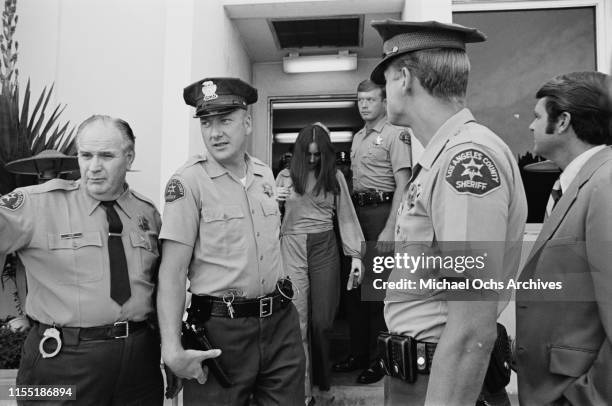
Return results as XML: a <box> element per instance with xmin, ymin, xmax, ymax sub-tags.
<box><xmin>351</xmin><ymin>190</ymin><xmax>394</xmax><ymax>207</ymax></box>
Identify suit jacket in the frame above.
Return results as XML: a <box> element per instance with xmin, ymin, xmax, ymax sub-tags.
<box><xmin>516</xmin><ymin>147</ymin><xmax>612</xmax><ymax>406</ymax></box>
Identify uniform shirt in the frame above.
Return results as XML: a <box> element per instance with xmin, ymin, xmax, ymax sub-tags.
<box><xmin>350</xmin><ymin>116</ymin><xmax>412</xmax><ymax>192</ymax></box>
<box><xmin>385</xmin><ymin>109</ymin><xmax>527</xmax><ymax>342</ymax></box>
<box><xmin>277</xmin><ymin>169</ymin><xmax>364</xmax><ymax>259</ymax></box>
<box><xmin>160</xmin><ymin>152</ymin><xmax>282</xmax><ymax>298</ymax></box>
<box><xmin>0</xmin><ymin>179</ymin><xmax>161</xmax><ymax>327</ymax></box>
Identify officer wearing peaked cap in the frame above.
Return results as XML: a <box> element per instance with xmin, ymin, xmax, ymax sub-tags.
<box><xmin>370</xmin><ymin>20</ymin><xmax>527</xmax><ymax>405</ymax></box>
<box><xmin>158</xmin><ymin>77</ymin><xmax>305</xmax><ymax>405</ymax></box>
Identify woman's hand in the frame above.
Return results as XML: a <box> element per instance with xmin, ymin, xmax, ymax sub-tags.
<box><xmin>346</xmin><ymin>258</ymin><xmax>363</xmax><ymax>290</ymax></box>
<box><xmin>275</xmin><ymin>186</ymin><xmax>291</xmax><ymax>202</ymax></box>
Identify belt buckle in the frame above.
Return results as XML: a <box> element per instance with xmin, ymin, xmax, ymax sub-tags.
<box><xmin>113</xmin><ymin>321</ymin><xmax>129</xmax><ymax>338</ymax></box>
<box><xmin>259</xmin><ymin>297</ymin><xmax>273</xmax><ymax>318</ymax></box>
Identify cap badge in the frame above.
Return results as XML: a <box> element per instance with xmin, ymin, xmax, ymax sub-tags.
<box><xmin>201</xmin><ymin>81</ymin><xmax>218</xmax><ymax>102</ymax></box>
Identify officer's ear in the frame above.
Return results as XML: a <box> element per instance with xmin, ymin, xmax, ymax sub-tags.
<box><xmin>400</xmin><ymin>66</ymin><xmax>413</xmax><ymax>94</ymax></box>
<box><xmin>125</xmin><ymin>147</ymin><xmax>135</xmax><ymax>170</ymax></box>
<box><xmin>243</xmin><ymin>111</ymin><xmax>252</xmax><ymax>136</ymax></box>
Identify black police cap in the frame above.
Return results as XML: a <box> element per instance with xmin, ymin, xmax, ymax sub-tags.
<box><xmin>370</xmin><ymin>19</ymin><xmax>486</xmax><ymax>84</ymax></box>
<box><xmin>183</xmin><ymin>77</ymin><xmax>258</xmax><ymax>118</ymax></box>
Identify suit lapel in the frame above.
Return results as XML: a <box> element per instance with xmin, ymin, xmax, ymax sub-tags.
<box><xmin>522</xmin><ymin>148</ymin><xmax>612</xmax><ymax>274</ymax></box>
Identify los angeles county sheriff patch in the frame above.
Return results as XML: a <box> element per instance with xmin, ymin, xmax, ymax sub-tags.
<box><xmin>0</xmin><ymin>191</ymin><xmax>25</xmax><ymax>211</ymax></box>
<box><xmin>445</xmin><ymin>149</ymin><xmax>501</xmax><ymax>196</ymax></box>
<box><xmin>165</xmin><ymin>178</ymin><xmax>185</xmax><ymax>203</ymax></box>
<box><xmin>399</xmin><ymin>130</ymin><xmax>412</xmax><ymax>145</ymax></box>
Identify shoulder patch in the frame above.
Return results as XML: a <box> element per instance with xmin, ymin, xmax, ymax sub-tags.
<box><xmin>399</xmin><ymin>130</ymin><xmax>412</xmax><ymax>145</ymax></box>
<box><xmin>165</xmin><ymin>178</ymin><xmax>185</xmax><ymax>203</ymax></box>
<box><xmin>444</xmin><ymin>149</ymin><xmax>501</xmax><ymax>196</ymax></box>
<box><xmin>0</xmin><ymin>191</ymin><xmax>25</xmax><ymax>211</ymax></box>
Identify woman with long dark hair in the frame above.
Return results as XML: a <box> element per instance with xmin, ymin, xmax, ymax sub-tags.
<box><xmin>276</xmin><ymin>123</ymin><xmax>363</xmax><ymax>404</ymax></box>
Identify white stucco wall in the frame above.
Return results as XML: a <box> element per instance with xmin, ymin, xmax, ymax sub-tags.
<box><xmin>15</xmin><ymin>0</ymin><xmax>167</xmax><ymax>206</ymax></box>
<box><xmin>251</xmin><ymin>58</ymin><xmax>380</xmax><ymax>164</ymax></box>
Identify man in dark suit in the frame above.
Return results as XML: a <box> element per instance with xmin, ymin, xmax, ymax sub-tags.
<box><xmin>516</xmin><ymin>71</ymin><xmax>612</xmax><ymax>405</ymax></box>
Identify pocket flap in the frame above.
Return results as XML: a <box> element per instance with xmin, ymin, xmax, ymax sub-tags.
<box><xmin>549</xmin><ymin>345</ymin><xmax>597</xmax><ymax>377</ymax></box>
<box><xmin>130</xmin><ymin>231</ymin><xmax>153</xmax><ymax>250</ymax></box>
<box><xmin>201</xmin><ymin>205</ymin><xmax>244</xmax><ymax>222</ymax></box>
<box><xmin>546</xmin><ymin>236</ymin><xmax>577</xmax><ymax>247</ymax></box>
<box><xmin>48</xmin><ymin>231</ymin><xmax>102</xmax><ymax>249</ymax></box>
<box><xmin>261</xmin><ymin>200</ymin><xmax>279</xmax><ymax>216</ymax></box>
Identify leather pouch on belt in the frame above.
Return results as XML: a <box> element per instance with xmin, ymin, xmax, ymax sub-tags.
<box><xmin>378</xmin><ymin>332</ymin><xmax>417</xmax><ymax>383</ymax></box>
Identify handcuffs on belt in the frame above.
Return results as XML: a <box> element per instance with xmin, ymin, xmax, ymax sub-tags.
<box><xmin>39</xmin><ymin>325</ymin><xmax>62</xmax><ymax>359</ymax></box>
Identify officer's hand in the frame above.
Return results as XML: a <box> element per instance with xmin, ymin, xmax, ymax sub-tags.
<box><xmin>375</xmin><ymin>228</ymin><xmax>395</xmax><ymax>254</ymax></box>
<box><xmin>163</xmin><ymin>348</ymin><xmax>222</xmax><ymax>384</ymax></box>
<box><xmin>163</xmin><ymin>363</ymin><xmax>184</xmax><ymax>399</ymax></box>
<box><xmin>7</xmin><ymin>316</ymin><xmax>30</xmax><ymax>333</ymax></box>
<box><xmin>346</xmin><ymin>258</ymin><xmax>363</xmax><ymax>291</ymax></box>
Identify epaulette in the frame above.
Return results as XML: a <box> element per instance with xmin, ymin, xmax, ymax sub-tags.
<box><xmin>251</xmin><ymin>156</ymin><xmax>268</xmax><ymax>168</ymax></box>
<box><xmin>27</xmin><ymin>178</ymin><xmax>79</xmax><ymax>195</ymax></box>
<box><xmin>173</xmin><ymin>154</ymin><xmax>207</xmax><ymax>176</ymax></box>
<box><xmin>130</xmin><ymin>189</ymin><xmax>158</xmax><ymax>209</ymax></box>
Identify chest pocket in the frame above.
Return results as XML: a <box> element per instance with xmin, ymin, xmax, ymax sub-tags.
<box><xmin>201</xmin><ymin>205</ymin><xmax>246</xmax><ymax>252</ymax></box>
<box><xmin>260</xmin><ymin>199</ymin><xmax>280</xmax><ymax>241</ymax></box>
<box><xmin>367</xmin><ymin>143</ymin><xmax>388</xmax><ymax>161</ymax></box>
<box><xmin>47</xmin><ymin>231</ymin><xmax>104</xmax><ymax>284</ymax></box>
<box><xmin>129</xmin><ymin>231</ymin><xmax>159</xmax><ymax>280</ymax></box>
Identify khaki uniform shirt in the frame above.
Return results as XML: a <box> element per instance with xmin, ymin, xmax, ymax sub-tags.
<box><xmin>159</xmin><ymin>152</ymin><xmax>283</xmax><ymax>298</ymax></box>
<box><xmin>350</xmin><ymin>116</ymin><xmax>412</xmax><ymax>192</ymax></box>
<box><xmin>384</xmin><ymin>109</ymin><xmax>527</xmax><ymax>342</ymax></box>
<box><xmin>0</xmin><ymin>179</ymin><xmax>161</xmax><ymax>327</ymax></box>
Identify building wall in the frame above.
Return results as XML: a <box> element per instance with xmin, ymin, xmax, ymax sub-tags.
<box><xmin>251</xmin><ymin>58</ymin><xmax>379</xmax><ymax>163</ymax></box>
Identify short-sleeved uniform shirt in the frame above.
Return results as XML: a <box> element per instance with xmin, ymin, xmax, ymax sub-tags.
<box><xmin>159</xmin><ymin>152</ymin><xmax>282</xmax><ymax>298</ymax></box>
<box><xmin>350</xmin><ymin>116</ymin><xmax>413</xmax><ymax>192</ymax></box>
<box><xmin>0</xmin><ymin>179</ymin><xmax>161</xmax><ymax>327</ymax></box>
<box><xmin>384</xmin><ymin>109</ymin><xmax>527</xmax><ymax>342</ymax></box>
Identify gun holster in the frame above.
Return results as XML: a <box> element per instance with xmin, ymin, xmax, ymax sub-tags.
<box><xmin>181</xmin><ymin>321</ymin><xmax>233</xmax><ymax>387</ymax></box>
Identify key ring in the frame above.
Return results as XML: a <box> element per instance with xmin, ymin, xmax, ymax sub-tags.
<box><xmin>277</xmin><ymin>277</ymin><xmax>298</xmax><ymax>300</ymax></box>
<box><xmin>222</xmin><ymin>291</ymin><xmax>235</xmax><ymax>305</ymax></box>
<box><xmin>39</xmin><ymin>326</ymin><xmax>62</xmax><ymax>359</ymax></box>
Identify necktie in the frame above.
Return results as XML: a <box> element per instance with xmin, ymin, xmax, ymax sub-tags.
<box><xmin>101</xmin><ymin>201</ymin><xmax>131</xmax><ymax>305</ymax></box>
<box><xmin>545</xmin><ymin>179</ymin><xmax>562</xmax><ymax>218</ymax></box>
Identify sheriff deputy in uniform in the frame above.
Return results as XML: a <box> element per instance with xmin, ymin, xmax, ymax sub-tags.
<box><xmin>157</xmin><ymin>77</ymin><xmax>305</xmax><ymax>405</ymax></box>
<box><xmin>333</xmin><ymin>79</ymin><xmax>412</xmax><ymax>384</ymax></box>
<box><xmin>0</xmin><ymin>115</ymin><xmax>164</xmax><ymax>405</ymax></box>
<box><xmin>370</xmin><ymin>20</ymin><xmax>528</xmax><ymax>405</ymax></box>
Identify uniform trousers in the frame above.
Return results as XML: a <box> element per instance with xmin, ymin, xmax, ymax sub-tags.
<box><xmin>346</xmin><ymin>202</ymin><xmax>390</xmax><ymax>363</ymax></box>
<box><xmin>281</xmin><ymin>230</ymin><xmax>340</xmax><ymax>397</ymax></box>
<box><xmin>384</xmin><ymin>375</ymin><xmax>511</xmax><ymax>406</ymax></box>
<box><xmin>183</xmin><ymin>302</ymin><xmax>305</xmax><ymax>406</ymax></box>
<box><xmin>16</xmin><ymin>323</ymin><xmax>163</xmax><ymax>406</ymax></box>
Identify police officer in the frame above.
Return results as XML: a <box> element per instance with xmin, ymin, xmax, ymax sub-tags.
<box><xmin>370</xmin><ymin>20</ymin><xmax>527</xmax><ymax>405</ymax></box>
<box><xmin>333</xmin><ymin>79</ymin><xmax>412</xmax><ymax>384</ymax></box>
<box><xmin>157</xmin><ymin>77</ymin><xmax>305</xmax><ymax>405</ymax></box>
<box><xmin>0</xmin><ymin>115</ymin><xmax>164</xmax><ymax>405</ymax></box>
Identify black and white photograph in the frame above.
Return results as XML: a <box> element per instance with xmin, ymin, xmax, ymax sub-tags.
<box><xmin>1</xmin><ymin>0</ymin><xmax>611</xmax><ymax>405</ymax></box>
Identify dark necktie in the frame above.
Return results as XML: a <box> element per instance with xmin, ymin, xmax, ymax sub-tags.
<box><xmin>101</xmin><ymin>201</ymin><xmax>131</xmax><ymax>305</ymax></box>
<box><xmin>545</xmin><ymin>179</ymin><xmax>562</xmax><ymax>218</ymax></box>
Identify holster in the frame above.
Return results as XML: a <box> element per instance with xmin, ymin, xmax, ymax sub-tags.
<box><xmin>378</xmin><ymin>332</ymin><xmax>435</xmax><ymax>383</ymax></box>
<box><xmin>483</xmin><ymin>323</ymin><xmax>512</xmax><ymax>392</ymax></box>
<box><xmin>181</xmin><ymin>321</ymin><xmax>233</xmax><ymax>388</ymax></box>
